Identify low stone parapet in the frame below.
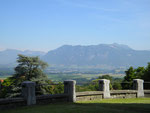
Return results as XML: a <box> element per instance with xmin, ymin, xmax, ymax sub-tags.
<box><xmin>110</xmin><ymin>90</ymin><xmax>137</xmax><ymax>99</ymax></box>
<box><xmin>36</xmin><ymin>94</ymin><xmax>68</xmax><ymax>104</ymax></box>
<box><xmin>76</xmin><ymin>90</ymin><xmax>150</xmax><ymax>101</ymax></box>
<box><xmin>76</xmin><ymin>91</ymin><xmax>103</xmax><ymax>101</ymax></box>
<box><xmin>0</xmin><ymin>97</ymin><xmax>25</xmax><ymax>109</ymax></box>
<box><xmin>144</xmin><ymin>90</ymin><xmax>150</xmax><ymax>97</ymax></box>
<box><xmin>76</xmin><ymin>91</ymin><xmax>103</xmax><ymax>96</ymax></box>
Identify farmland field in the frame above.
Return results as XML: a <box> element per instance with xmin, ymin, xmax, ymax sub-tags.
<box><xmin>47</xmin><ymin>73</ymin><xmax>124</xmax><ymax>82</ymax></box>
<box><xmin>0</xmin><ymin>73</ymin><xmax>124</xmax><ymax>85</ymax></box>
<box><xmin>0</xmin><ymin>75</ymin><xmax>10</xmax><ymax>80</ymax></box>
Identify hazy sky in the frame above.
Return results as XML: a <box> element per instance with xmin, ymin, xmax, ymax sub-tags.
<box><xmin>0</xmin><ymin>0</ymin><xmax>150</xmax><ymax>52</ymax></box>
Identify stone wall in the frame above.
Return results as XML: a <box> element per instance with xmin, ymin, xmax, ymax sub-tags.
<box><xmin>36</xmin><ymin>94</ymin><xmax>68</xmax><ymax>104</ymax></box>
<box><xmin>76</xmin><ymin>90</ymin><xmax>150</xmax><ymax>101</ymax></box>
<box><xmin>0</xmin><ymin>80</ymin><xmax>75</xmax><ymax>109</ymax></box>
<box><xmin>144</xmin><ymin>90</ymin><xmax>150</xmax><ymax>97</ymax></box>
<box><xmin>0</xmin><ymin>94</ymin><xmax>68</xmax><ymax>109</ymax></box>
<box><xmin>1</xmin><ymin>90</ymin><xmax>150</xmax><ymax>109</ymax></box>
<box><xmin>111</xmin><ymin>90</ymin><xmax>137</xmax><ymax>98</ymax></box>
<box><xmin>75</xmin><ymin>79</ymin><xmax>150</xmax><ymax>101</ymax></box>
<box><xmin>0</xmin><ymin>97</ymin><xmax>26</xmax><ymax>109</ymax></box>
<box><xmin>76</xmin><ymin>91</ymin><xmax>103</xmax><ymax>101</ymax></box>
<box><xmin>0</xmin><ymin>79</ymin><xmax>150</xmax><ymax>109</ymax></box>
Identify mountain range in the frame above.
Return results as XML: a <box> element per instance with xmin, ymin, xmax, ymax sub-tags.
<box><xmin>0</xmin><ymin>43</ymin><xmax>150</xmax><ymax>69</ymax></box>
<box><xmin>0</xmin><ymin>49</ymin><xmax>45</xmax><ymax>67</ymax></box>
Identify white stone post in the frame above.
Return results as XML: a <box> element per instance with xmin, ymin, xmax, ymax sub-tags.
<box><xmin>22</xmin><ymin>81</ymin><xmax>36</xmax><ymax>105</ymax></box>
<box><xmin>133</xmin><ymin>79</ymin><xmax>144</xmax><ymax>97</ymax></box>
<box><xmin>99</xmin><ymin>79</ymin><xmax>110</xmax><ymax>98</ymax></box>
<box><xmin>64</xmin><ymin>80</ymin><xmax>76</xmax><ymax>102</ymax></box>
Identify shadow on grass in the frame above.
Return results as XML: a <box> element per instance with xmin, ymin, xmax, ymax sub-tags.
<box><xmin>74</xmin><ymin>103</ymin><xmax>150</xmax><ymax>113</ymax></box>
<box><xmin>1</xmin><ymin>102</ymin><xmax>150</xmax><ymax>113</ymax></box>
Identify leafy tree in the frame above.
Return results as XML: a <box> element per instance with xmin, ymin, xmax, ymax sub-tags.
<box><xmin>143</xmin><ymin>63</ymin><xmax>150</xmax><ymax>82</ymax></box>
<box><xmin>143</xmin><ymin>63</ymin><xmax>150</xmax><ymax>89</ymax></box>
<box><xmin>53</xmin><ymin>82</ymin><xmax>64</xmax><ymax>94</ymax></box>
<box><xmin>124</xmin><ymin>67</ymin><xmax>135</xmax><ymax>81</ymax></box>
<box><xmin>1</xmin><ymin>54</ymin><xmax>50</xmax><ymax>97</ymax></box>
<box><xmin>112</xmin><ymin>82</ymin><xmax>122</xmax><ymax>90</ymax></box>
<box><xmin>14</xmin><ymin>54</ymin><xmax>48</xmax><ymax>81</ymax></box>
<box><xmin>135</xmin><ymin>67</ymin><xmax>145</xmax><ymax>79</ymax></box>
<box><xmin>122</xmin><ymin>66</ymin><xmax>135</xmax><ymax>89</ymax></box>
<box><xmin>98</xmin><ymin>75</ymin><xmax>113</xmax><ymax>81</ymax></box>
<box><xmin>111</xmin><ymin>78</ymin><xmax>123</xmax><ymax>90</ymax></box>
<box><xmin>122</xmin><ymin>63</ymin><xmax>150</xmax><ymax>89</ymax></box>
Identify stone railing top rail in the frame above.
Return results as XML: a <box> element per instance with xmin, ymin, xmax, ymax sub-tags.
<box><xmin>0</xmin><ymin>97</ymin><xmax>24</xmax><ymax>105</ymax></box>
<box><xmin>144</xmin><ymin>90</ymin><xmax>150</xmax><ymax>93</ymax></box>
<box><xmin>110</xmin><ymin>90</ymin><xmax>137</xmax><ymax>94</ymax></box>
<box><xmin>76</xmin><ymin>91</ymin><xmax>103</xmax><ymax>96</ymax></box>
<box><xmin>36</xmin><ymin>94</ymin><xmax>68</xmax><ymax>100</ymax></box>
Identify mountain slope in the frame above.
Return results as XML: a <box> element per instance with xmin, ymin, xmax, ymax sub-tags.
<box><xmin>42</xmin><ymin>43</ymin><xmax>150</xmax><ymax>68</ymax></box>
<box><xmin>0</xmin><ymin>44</ymin><xmax>150</xmax><ymax>69</ymax></box>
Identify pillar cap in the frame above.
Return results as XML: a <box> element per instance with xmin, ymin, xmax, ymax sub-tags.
<box><xmin>22</xmin><ymin>81</ymin><xmax>36</xmax><ymax>87</ymax></box>
<box><xmin>99</xmin><ymin>79</ymin><xmax>110</xmax><ymax>81</ymax></box>
<box><xmin>99</xmin><ymin>79</ymin><xmax>110</xmax><ymax>83</ymax></box>
<box><xmin>64</xmin><ymin>80</ymin><xmax>76</xmax><ymax>82</ymax></box>
<box><xmin>133</xmin><ymin>79</ymin><xmax>144</xmax><ymax>82</ymax></box>
<box><xmin>64</xmin><ymin>80</ymin><xmax>76</xmax><ymax>84</ymax></box>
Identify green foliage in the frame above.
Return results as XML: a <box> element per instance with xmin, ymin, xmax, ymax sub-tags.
<box><xmin>76</xmin><ymin>75</ymin><xmax>123</xmax><ymax>92</ymax></box>
<box><xmin>2</xmin><ymin>77</ymin><xmax>15</xmax><ymax>86</ymax></box>
<box><xmin>142</xmin><ymin>63</ymin><xmax>150</xmax><ymax>89</ymax></box>
<box><xmin>98</xmin><ymin>75</ymin><xmax>113</xmax><ymax>81</ymax></box>
<box><xmin>112</xmin><ymin>82</ymin><xmax>122</xmax><ymax>90</ymax></box>
<box><xmin>143</xmin><ymin>63</ymin><xmax>150</xmax><ymax>82</ymax></box>
<box><xmin>14</xmin><ymin>54</ymin><xmax>48</xmax><ymax>81</ymax></box>
<box><xmin>76</xmin><ymin>79</ymin><xmax>99</xmax><ymax>92</ymax></box>
<box><xmin>53</xmin><ymin>82</ymin><xmax>64</xmax><ymax>94</ymax></box>
<box><xmin>135</xmin><ymin>67</ymin><xmax>145</xmax><ymax>79</ymax></box>
<box><xmin>35</xmin><ymin>80</ymin><xmax>64</xmax><ymax>95</ymax></box>
<box><xmin>123</xmin><ymin>63</ymin><xmax>150</xmax><ymax>89</ymax></box>
<box><xmin>122</xmin><ymin>67</ymin><xmax>135</xmax><ymax>89</ymax></box>
<box><xmin>0</xmin><ymin>77</ymin><xmax>15</xmax><ymax>98</ymax></box>
<box><xmin>0</xmin><ymin>54</ymin><xmax>66</xmax><ymax>98</ymax></box>
<box><xmin>124</xmin><ymin>66</ymin><xmax>137</xmax><ymax>81</ymax></box>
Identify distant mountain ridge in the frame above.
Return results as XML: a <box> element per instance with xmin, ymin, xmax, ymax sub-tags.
<box><xmin>0</xmin><ymin>43</ymin><xmax>150</xmax><ymax>69</ymax></box>
<box><xmin>0</xmin><ymin>49</ymin><xmax>45</xmax><ymax>66</ymax></box>
<box><xmin>42</xmin><ymin>43</ymin><xmax>150</xmax><ymax>68</ymax></box>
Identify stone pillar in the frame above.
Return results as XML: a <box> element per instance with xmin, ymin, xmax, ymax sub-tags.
<box><xmin>22</xmin><ymin>81</ymin><xmax>36</xmax><ymax>105</ymax></box>
<box><xmin>64</xmin><ymin>80</ymin><xmax>76</xmax><ymax>102</ymax></box>
<box><xmin>99</xmin><ymin>79</ymin><xmax>110</xmax><ymax>98</ymax></box>
<box><xmin>133</xmin><ymin>79</ymin><xmax>144</xmax><ymax>97</ymax></box>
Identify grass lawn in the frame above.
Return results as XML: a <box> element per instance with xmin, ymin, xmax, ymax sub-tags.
<box><xmin>1</xmin><ymin>98</ymin><xmax>150</xmax><ymax>113</ymax></box>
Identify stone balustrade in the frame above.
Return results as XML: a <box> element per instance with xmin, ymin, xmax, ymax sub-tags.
<box><xmin>0</xmin><ymin>79</ymin><xmax>149</xmax><ymax>108</ymax></box>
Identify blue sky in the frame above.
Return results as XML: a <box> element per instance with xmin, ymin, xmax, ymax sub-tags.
<box><xmin>0</xmin><ymin>0</ymin><xmax>150</xmax><ymax>52</ymax></box>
